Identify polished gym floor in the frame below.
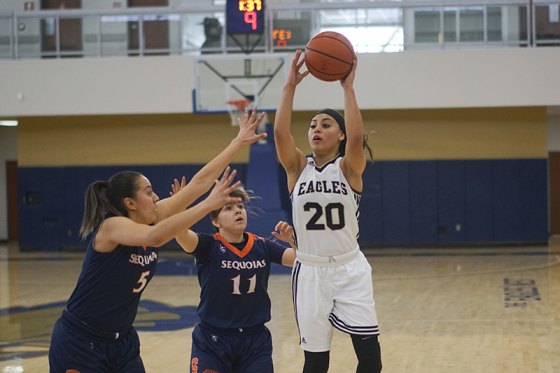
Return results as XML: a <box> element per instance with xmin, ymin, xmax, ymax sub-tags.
<box><xmin>1</xmin><ymin>239</ymin><xmax>559</xmax><ymax>372</ymax></box>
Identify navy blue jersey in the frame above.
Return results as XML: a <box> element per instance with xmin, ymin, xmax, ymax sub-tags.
<box><xmin>65</xmin><ymin>232</ymin><xmax>158</xmax><ymax>333</ymax></box>
<box><xmin>193</xmin><ymin>232</ymin><xmax>287</xmax><ymax>329</ymax></box>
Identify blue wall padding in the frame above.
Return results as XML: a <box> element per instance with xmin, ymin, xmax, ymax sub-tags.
<box><xmin>17</xmin><ymin>158</ymin><xmax>548</xmax><ymax>251</ymax></box>
<box><xmin>18</xmin><ymin>164</ymin><xmax>247</xmax><ymax>251</ymax></box>
<box><xmin>246</xmin><ymin>209</ymin><xmax>290</xmax><ymax>239</ymax></box>
<box><xmin>465</xmin><ymin>161</ymin><xmax>494</xmax><ymax>242</ymax></box>
<box><xmin>360</xmin><ymin>163</ymin><xmax>383</xmax><ymax>245</ymax></box>
<box><xmin>409</xmin><ymin>161</ymin><xmax>438</xmax><ymax>245</ymax></box>
<box><xmin>518</xmin><ymin>159</ymin><xmax>548</xmax><ymax>241</ymax></box>
<box><xmin>493</xmin><ymin>160</ymin><xmax>522</xmax><ymax>242</ymax></box>
<box><xmin>277</xmin><ymin>162</ymin><xmax>292</xmax><ymax>215</ymax></box>
<box><xmin>244</xmin><ymin>133</ymin><xmax>291</xmax><ymax>236</ymax></box>
<box><xmin>245</xmin><ymin>141</ymin><xmax>284</xmax><ymax>211</ymax></box>
<box><xmin>437</xmin><ymin>161</ymin><xmax>466</xmax><ymax>244</ymax></box>
<box><xmin>18</xmin><ymin>167</ymin><xmax>66</xmax><ymax>251</ymax></box>
<box><xmin>380</xmin><ymin>161</ymin><xmax>411</xmax><ymax>245</ymax></box>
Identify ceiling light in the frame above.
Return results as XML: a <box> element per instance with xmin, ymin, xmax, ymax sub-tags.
<box><xmin>0</xmin><ymin>120</ymin><xmax>18</xmax><ymax>126</ymax></box>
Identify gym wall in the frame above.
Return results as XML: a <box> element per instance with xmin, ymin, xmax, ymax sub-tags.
<box><xmin>15</xmin><ymin>106</ymin><xmax>548</xmax><ymax>249</ymax></box>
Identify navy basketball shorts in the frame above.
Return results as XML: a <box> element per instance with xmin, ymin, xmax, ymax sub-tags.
<box><xmin>190</xmin><ymin>322</ymin><xmax>273</xmax><ymax>373</ymax></box>
<box><xmin>49</xmin><ymin>314</ymin><xmax>145</xmax><ymax>373</ymax></box>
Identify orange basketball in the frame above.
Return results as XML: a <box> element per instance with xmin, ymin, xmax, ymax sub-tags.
<box><xmin>304</xmin><ymin>31</ymin><xmax>355</xmax><ymax>82</ymax></box>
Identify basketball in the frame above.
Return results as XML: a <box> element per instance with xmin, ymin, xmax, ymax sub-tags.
<box><xmin>304</xmin><ymin>31</ymin><xmax>355</xmax><ymax>82</ymax></box>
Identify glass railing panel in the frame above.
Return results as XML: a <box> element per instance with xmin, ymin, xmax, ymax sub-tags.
<box><xmin>164</xmin><ymin>14</ymin><xmax>183</xmax><ymax>54</ymax></box>
<box><xmin>0</xmin><ymin>2</ymin><xmax>557</xmax><ymax>59</ymax></box>
<box><xmin>408</xmin><ymin>4</ymin><xmax>530</xmax><ymax>48</ymax></box>
<box><xmin>99</xmin><ymin>14</ymin><xmax>133</xmax><ymax>56</ymax></box>
<box><xmin>81</xmin><ymin>15</ymin><xmax>101</xmax><ymax>57</ymax></box>
<box><xmin>271</xmin><ymin>10</ymin><xmax>313</xmax><ymax>51</ymax></box>
<box><xmin>138</xmin><ymin>14</ymin><xmax>173</xmax><ymax>55</ymax></box>
<box><xmin>41</xmin><ymin>15</ymin><xmax>84</xmax><ymax>58</ymax></box>
<box><xmin>413</xmin><ymin>8</ymin><xmax>441</xmax><ymax>44</ymax></box>
<box><xmin>0</xmin><ymin>16</ymin><xmax>12</xmax><ymax>59</ymax></box>
<box><xmin>100</xmin><ymin>13</ymin><xmax>183</xmax><ymax>57</ymax></box>
<box><xmin>357</xmin><ymin>8</ymin><xmax>403</xmax><ymax>53</ymax></box>
<box><xmin>459</xmin><ymin>7</ymin><xmax>484</xmax><ymax>42</ymax></box>
<box><xmin>185</xmin><ymin>13</ymin><xmax>225</xmax><ymax>55</ymax></box>
<box><xmin>443</xmin><ymin>9</ymin><xmax>457</xmax><ymax>43</ymax></box>
<box><xmin>316</xmin><ymin>8</ymin><xmax>403</xmax><ymax>53</ymax></box>
<box><xmin>535</xmin><ymin>4</ymin><xmax>560</xmax><ymax>45</ymax></box>
<box><xmin>15</xmin><ymin>16</ymin><xmax>42</xmax><ymax>59</ymax></box>
<box><xmin>499</xmin><ymin>4</ymin><xmax>529</xmax><ymax>46</ymax></box>
<box><xmin>487</xmin><ymin>6</ymin><xmax>502</xmax><ymax>42</ymax></box>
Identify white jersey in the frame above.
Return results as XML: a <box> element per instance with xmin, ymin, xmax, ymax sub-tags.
<box><xmin>291</xmin><ymin>156</ymin><xmax>361</xmax><ymax>257</ymax></box>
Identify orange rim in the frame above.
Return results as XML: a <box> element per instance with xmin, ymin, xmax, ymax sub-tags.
<box><xmin>226</xmin><ymin>99</ymin><xmax>252</xmax><ymax>111</ymax></box>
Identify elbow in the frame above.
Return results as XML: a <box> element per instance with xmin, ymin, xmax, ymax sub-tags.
<box><xmin>273</xmin><ymin>126</ymin><xmax>282</xmax><ymax>135</ymax></box>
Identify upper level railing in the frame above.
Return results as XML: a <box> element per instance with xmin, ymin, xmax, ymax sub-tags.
<box><xmin>0</xmin><ymin>0</ymin><xmax>559</xmax><ymax>59</ymax></box>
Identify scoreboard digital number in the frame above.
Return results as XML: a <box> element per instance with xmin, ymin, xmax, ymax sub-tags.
<box><xmin>226</xmin><ymin>0</ymin><xmax>264</xmax><ymax>34</ymax></box>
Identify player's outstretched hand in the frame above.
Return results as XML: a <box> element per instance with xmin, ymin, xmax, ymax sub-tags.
<box><xmin>272</xmin><ymin>220</ymin><xmax>296</xmax><ymax>248</ymax></box>
<box><xmin>234</xmin><ymin>106</ymin><xmax>268</xmax><ymax>145</ymax></box>
<box><xmin>340</xmin><ymin>56</ymin><xmax>357</xmax><ymax>88</ymax></box>
<box><xmin>287</xmin><ymin>50</ymin><xmax>309</xmax><ymax>88</ymax></box>
<box><xmin>204</xmin><ymin>167</ymin><xmax>241</xmax><ymax>211</ymax></box>
<box><xmin>340</xmin><ymin>55</ymin><xmax>358</xmax><ymax>88</ymax></box>
<box><xmin>169</xmin><ymin>176</ymin><xmax>187</xmax><ymax>196</ymax></box>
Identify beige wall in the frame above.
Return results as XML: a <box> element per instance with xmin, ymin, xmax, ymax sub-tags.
<box><xmin>364</xmin><ymin>107</ymin><xmax>548</xmax><ymax>160</ymax></box>
<box><xmin>18</xmin><ymin>114</ymin><xmax>246</xmax><ymax>166</ymax></box>
<box><xmin>18</xmin><ymin>106</ymin><xmax>547</xmax><ymax>167</ymax></box>
<box><xmin>290</xmin><ymin>107</ymin><xmax>547</xmax><ymax>162</ymax></box>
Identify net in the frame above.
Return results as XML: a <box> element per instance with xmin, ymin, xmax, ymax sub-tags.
<box><xmin>226</xmin><ymin>99</ymin><xmax>253</xmax><ymax>126</ymax></box>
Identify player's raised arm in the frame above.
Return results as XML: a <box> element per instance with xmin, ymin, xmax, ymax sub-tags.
<box><xmin>155</xmin><ymin>108</ymin><xmax>266</xmax><ymax>222</ymax></box>
<box><xmin>94</xmin><ymin>169</ymin><xmax>241</xmax><ymax>251</ymax></box>
<box><xmin>340</xmin><ymin>58</ymin><xmax>367</xmax><ymax>191</ymax></box>
<box><xmin>274</xmin><ymin>50</ymin><xmax>309</xmax><ymax>192</ymax></box>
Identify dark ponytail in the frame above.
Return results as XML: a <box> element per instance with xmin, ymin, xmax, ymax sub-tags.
<box><xmin>362</xmin><ymin>133</ymin><xmax>374</xmax><ymax>160</ymax></box>
<box><xmin>339</xmin><ymin>133</ymin><xmax>373</xmax><ymax>159</ymax></box>
<box><xmin>79</xmin><ymin>171</ymin><xmax>142</xmax><ymax>239</ymax></box>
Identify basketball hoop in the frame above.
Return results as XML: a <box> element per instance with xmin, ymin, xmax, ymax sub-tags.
<box><xmin>226</xmin><ymin>99</ymin><xmax>269</xmax><ymax>143</ymax></box>
<box><xmin>226</xmin><ymin>99</ymin><xmax>253</xmax><ymax>127</ymax></box>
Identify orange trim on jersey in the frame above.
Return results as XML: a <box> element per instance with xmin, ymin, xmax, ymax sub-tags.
<box><xmin>213</xmin><ymin>232</ymin><xmax>255</xmax><ymax>258</ymax></box>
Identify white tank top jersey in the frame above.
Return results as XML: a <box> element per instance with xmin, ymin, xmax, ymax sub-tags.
<box><xmin>291</xmin><ymin>155</ymin><xmax>361</xmax><ymax>257</ymax></box>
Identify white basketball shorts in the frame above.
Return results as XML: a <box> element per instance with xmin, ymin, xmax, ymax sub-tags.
<box><xmin>291</xmin><ymin>248</ymin><xmax>380</xmax><ymax>352</ymax></box>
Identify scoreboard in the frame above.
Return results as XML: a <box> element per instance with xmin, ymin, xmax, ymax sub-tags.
<box><xmin>226</xmin><ymin>0</ymin><xmax>265</xmax><ymax>34</ymax></box>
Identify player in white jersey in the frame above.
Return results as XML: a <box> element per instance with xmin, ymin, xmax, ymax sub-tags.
<box><xmin>274</xmin><ymin>50</ymin><xmax>381</xmax><ymax>373</ymax></box>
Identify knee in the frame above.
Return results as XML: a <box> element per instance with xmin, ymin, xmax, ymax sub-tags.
<box><xmin>351</xmin><ymin>334</ymin><xmax>382</xmax><ymax>373</ymax></box>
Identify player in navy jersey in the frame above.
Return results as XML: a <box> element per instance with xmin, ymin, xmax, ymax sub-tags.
<box><xmin>274</xmin><ymin>51</ymin><xmax>381</xmax><ymax>373</ymax></box>
<box><xmin>48</xmin><ymin>109</ymin><xmax>267</xmax><ymax>373</ymax></box>
<box><xmin>173</xmin><ymin>185</ymin><xmax>296</xmax><ymax>373</ymax></box>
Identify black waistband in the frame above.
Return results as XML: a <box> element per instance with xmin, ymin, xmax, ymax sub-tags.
<box><xmin>62</xmin><ymin>308</ymin><xmax>122</xmax><ymax>340</ymax></box>
<box><xmin>200</xmin><ymin>321</ymin><xmax>265</xmax><ymax>334</ymax></box>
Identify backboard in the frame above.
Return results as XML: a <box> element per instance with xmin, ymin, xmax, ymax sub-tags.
<box><xmin>193</xmin><ymin>53</ymin><xmax>290</xmax><ymax>114</ymax></box>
